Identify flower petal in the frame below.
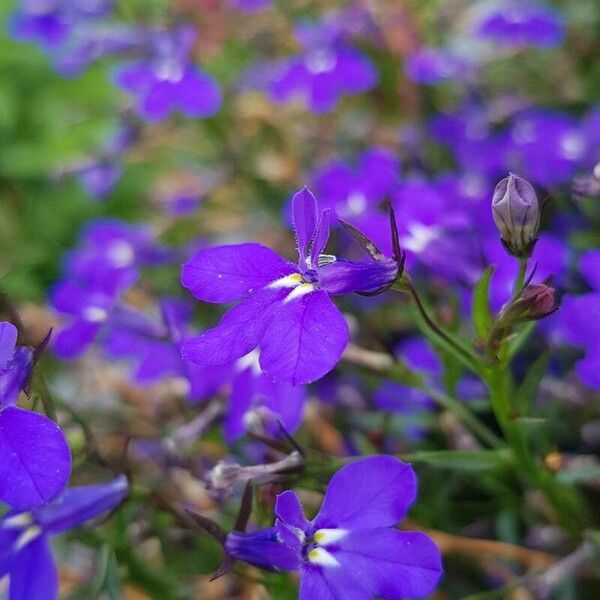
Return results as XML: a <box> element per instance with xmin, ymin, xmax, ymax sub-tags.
<box><xmin>36</xmin><ymin>476</ymin><xmax>128</xmax><ymax>535</ymax></box>
<box><xmin>182</xmin><ymin>288</ymin><xmax>285</xmax><ymax>365</ymax></box>
<box><xmin>9</xmin><ymin>536</ymin><xmax>57</xmax><ymax>600</ymax></box>
<box><xmin>319</xmin><ymin>258</ymin><xmax>398</xmax><ymax>295</ymax></box>
<box><xmin>292</xmin><ymin>187</ymin><xmax>319</xmax><ymax>264</ymax></box>
<box><xmin>182</xmin><ymin>243</ymin><xmax>296</xmax><ymax>303</ymax></box>
<box><xmin>0</xmin><ymin>322</ymin><xmax>18</xmax><ymax>368</ymax></box>
<box><xmin>259</xmin><ymin>289</ymin><xmax>348</xmax><ymax>385</ymax></box>
<box><xmin>0</xmin><ymin>407</ymin><xmax>71</xmax><ymax>509</ymax></box>
<box><xmin>52</xmin><ymin>320</ymin><xmax>100</xmax><ymax>359</ymax></box>
<box><xmin>177</xmin><ymin>67</ymin><xmax>222</xmax><ymax>117</ymax></box>
<box><xmin>335</xmin><ymin>529</ymin><xmax>442</xmax><ymax>598</ymax></box>
<box><xmin>314</xmin><ymin>456</ymin><xmax>416</xmax><ymax>530</ymax></box>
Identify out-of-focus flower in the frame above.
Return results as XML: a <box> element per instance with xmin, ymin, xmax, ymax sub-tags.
<box><xmin>231</xmin><ymin>0</ymin><xmax>271</xmax><ymax>12</ymax></box>
<box><xmin>560</xmin><ymin>251</ymin><xmax>600</xmax><ymax>389</ymax></box>
<box><xmin>10</xmin><ymin>0</ymin><xmax>113</xmax><ymax>50</ymax></box>
<box><xmin>114</xmin><ymin>26</ymin><xmax>222</xmax><ymax>121</ymax></box>
<box><xmin>491</xmin><ymin>173</ymin><xmax>540</xmax><ymax>258</ymax></box>
<box><xmin>313</xmin><ymin>148</ymin><xmax>399</xmax><ymax>221</ymax></box>
<box><xmin>182</xmin><ymin>188</ymin><xmax>399</xmax><ymax>385</ymax></box>
<box><xmin>268</xmin><ymin>20</ymin><xmax>377</xmax><ymax>113</ymax></box>
<box><xmin>405</xmin><ymin>47</ymin><xmax>473</xmax><ymax>84</ymax></box>
<box><xmin>225</xmin><ymin>456</ymin><xmax>442</xmax><ymax>598</ymax></box>
<box><xmin>474</xmin><ymin>1</ymin><xmax>565</xmax><ymax>48</ymax></box>
<box><xmin>0</xmin><ymin>322</ymin><xmax>71</xmax><ymax>509</ymax></box>
<box><xmin>0</xmin><ymin>476</ymin><xmax>128</xmax><ymax>600</ymax></box>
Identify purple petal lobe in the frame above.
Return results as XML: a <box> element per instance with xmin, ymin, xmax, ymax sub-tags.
<box><xmin>9</xmin><ymin>537</ymin><xmax>57</xmax><ymax>600</ymax></box>
<box><xmin>310</xmin><ymin>209</ymin><xmax>331</xmax><ymax>266</ymax></box>
<box><xmin>0</xmin><ymin>322</ymin><xmax>18</xmax><ymax>367</ymax></box>
<box><xmin>314</xmin><ymin>456</ymin><xmax>416</xmax><ymax>529</ymax></box>
<box><xmin>259</xmin><ymin>290</ymin><xmax>348</xmax><ymax>385</ymax></box>
<box><xmin>52</xmin><ymin>321</ymin><xmax>100</xmax><ymax>359</ymax></box>
<box><xmin>182</xmin><ymin>243</ymin><xmax>296</xmax><ymax>303</ymax></box>
<box><xmin>319</xmin><ymin>258</ymin><xmax>398</xmax><ymax>295</ymax></box>
<box><xmin>36</xmin><ymin>476</ymin><xmax>128</xmax><ymax>534</ymax></box>
<box><xmin>182</xmin><ymin>288</ymin><xmax>285</xmax><ymax>365</ymax></box>
<box><xmin>293</xmin><ymin>187</ymin><xmax>319</xmax><ymax>263</ymax></box>
<box><xmin>336</xmin><ymin>529</ymin><xmax>442</xmax><ymax>598</ymax></box>
<box><xmin>0</xmin><ymin>407</ymin><xmax>71</xmax><ymax>509</ymax></box>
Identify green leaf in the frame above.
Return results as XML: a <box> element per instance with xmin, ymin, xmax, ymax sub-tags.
<box><xmin>399</xmin><ymin>449</ymin><xmax>512</xmax><ymax>472</ymax></box>
<box><xmin>515</xmin><ymin>353</ymin><xmax>550</xmax><ymax>412</ymax></box>
<box><xmin>472</xmin><ymin>266</ymin><xmax>495</xmax><ymax>339</ymax></box>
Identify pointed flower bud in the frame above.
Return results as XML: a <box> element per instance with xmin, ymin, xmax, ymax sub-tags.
<box><xmin>487</xmin><ymin>278</ymin><xmax>558</xmax><ymax>352</ymax></box>
<box><xmin>492</xmin><ymin>173</ymin><xmax>540</xmax><ymax>258</ymax></box>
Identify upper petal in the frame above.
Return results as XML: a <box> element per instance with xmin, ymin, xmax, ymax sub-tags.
<box><xmin>0</xmin><ymin>322</ymin><xmax>18</xmax><ymax>368</ymax></box>
<box><xmin>314</xmin><ymin>456</ymin><xmax>417</xmax><ymax>530</ymax></box>
<box><xmin>259</xmin><ymin>289</ymin><xmax>348</xmax><ymax>385</ymax></box>
<box><xmin>182</xmin><ymin>288</ymin><xmax>285</xmax><ymax>365</ymax></box>
<box><xmin>182</xmin><ymin>243</ymin><xmax>296</xmax><ymax>303</ymax></box>
<box><xmin>292</xmin><ymin>187</ymin><xmax>319</xmax><ymax>264</ymax></box>
<box><xmin>0</xmin><ymin>407</ymin><xmax>71</xmax><ymax>509</ymax></box>
<box><xmin>36</xmin><ymin>476</ymin><xmax>128</xmax><ymax>535</ymax></box>
<box><xmin>335</xmin><ymin>529</ymin><xmax>443</xmax><ymax>598</ymax></box>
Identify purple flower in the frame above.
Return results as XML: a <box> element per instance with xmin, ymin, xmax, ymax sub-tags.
<box><xmin>475</xmin><ymin>2</ymin><xmax>565</xmax><ymax>48</ymax></box>
<box><xmin>559</xmin><ymin>250</ymin><xmax>600</xmax><ymax>389</ymax></box>
<box><xmin>313</xmin><ymin>148</ymin><xmax>399</xmax><ymax>221</ymax></box>
<box><xmin>182</xmin><ymin>188</ymin><xmax>399</xmax><ymax>385</ymax></box>
<box><xmin>0</xmin><ymin>476</ymin><xmax>127</xmax><ymax>600</ymax></box>
<box><xmin>232</xmin><ymin>0</ymin><xmax>271</xmax><ymax>12</ymax></box>
<box><xmin>225</xmin><ymin>456</ymin><xmax>442</xmax><ymax>598</ymax></box>
<box><xmin>10</xmin><ymin>0</ymin><xmax>113</xmax><ymax>50</ymax></box>
<box><xmin>268</xmin><ymin>22</ymin><xmax>377</xmax><ymax>113</ymax></box>
<box><xmin>0</xmin><ymin>322</ymin><xmax>71</xmax><ymax>509</ymax></box>
<box><xmin>114</xmin><ymin>27</ymin><xmax>221</xmax><ymax>122</ymax></box>
<box><xmin>405</xmin><ymin>47</ymin><xmax>472</xmax><ymax>84</ymax></box>
<box><xmin>224</xmin><ymin>350</ymin><xmax>306</xmax><ymax>443</ymax></box>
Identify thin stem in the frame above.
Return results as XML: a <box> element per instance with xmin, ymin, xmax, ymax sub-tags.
<box><xmin>341</xmin><ymin>344</ymin><xmax>502</xmax><ymax>449</ymax></box>
<box><xmin>513</xmin><ymin>257</ymin><xmax>528</xmax><ymax>299</ymax></box>
<box><xmin>399</xmin><ymin>282</ymin><xmax>482</xmax><ymax>374</ymax></box>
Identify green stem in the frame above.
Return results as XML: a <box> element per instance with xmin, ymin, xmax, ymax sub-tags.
<box><xmin>484</xmin><ymin>359</ymin><xmax>588</xmax><ymax>536</ymax></box>
<box><xmin>513</xmin><ymin>258</ymin><xmax>528</xmax><ymax>299</ymax></box>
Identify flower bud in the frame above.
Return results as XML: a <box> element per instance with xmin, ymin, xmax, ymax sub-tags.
<box><xmin>492</xmin><ymin>173</ymin><xmax>540</xmax><ymax>258</ymax></box>
<box><xmin>486</xmin><ymin>279</ymin><xmax>558</xmax><ymax>353</ymax></box>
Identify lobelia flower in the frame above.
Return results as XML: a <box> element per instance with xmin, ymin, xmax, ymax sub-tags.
<box><xmin>559</xmin><ymin>250</ymin><xmax>600</xmax><ymax>389</ymax></box>
<box><xmin>181</xmin><ymin>187</ymin><xmax>400</xmax><ymax>385</ymax></box>
<box><xmin>102</xmin><ymin>300</ymin><xmax>305</xmax><ymax>440</ymax></box>
<box><xmin>0</xmin><ymin>475</ymin><xmax>128</xmax><ymax>600</ymax></box>
<box><xmin>268</xmin><ymin>20</ymin><xmax>377</xmax><ymax>113</ymax></box>
<box><xmin>114</xmin><ymin>26</ymin><xmax>222</xmax><ymax>122</ymax></box>
<box><xmin>224</xmin><ymin>456</ymin><xmax>442</xmax><ymax>599</ymax></box>
<box><xmin>0</xmin><ymin>322</ymin><xmax>71</xmax><ymax>509</ymax></box>
<box><xmin>474</xmin><ymin>1</ymin><xmax>565</xmax><ymax>49</ymax></box>
<box><xmin>312</xmin><ymin>148</ymin><xmax>399</xmax><ymax>222</ymax></box>
<box><xmin>405</xmin><ymin>47</ymin><xmax>473</xmax><ymax>85</ymax></box>
<box><xmin>9</xmin><ymin>0</ymin><xmax>113</xmax><ymax>50</ymax></box>
<box><xmin>71</xmin><ymin>123</ymin><xmax>138</xmax><ymax>200</ymax></box>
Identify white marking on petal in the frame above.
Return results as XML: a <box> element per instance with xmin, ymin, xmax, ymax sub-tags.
<box><xmin>268</xmin><ymin>273</ymin><xmax>303</xmax><ymax>289</ymax></box>
<box><xmin>236</xmin><ymin>349</ymin><xmax>262</xmax><ymax>375</ymax></box>
<box><xmin>1</xmin><ymin>513</ymin><xmax>32</xmax><ymax>529</ymax></box>
<box><xmin>83</xmin><ymin>306</ymin><xmax>108</xmax><ymax>322</ymax></box>
<box><xmin>400</xmin><ymin>223</ymin><xmax>441</xmax><ymax>253</ymax></box>
<box><xmin>560</xmin><ymin>133</ymin><xmax>585</xmax><ymax>160</ymax></box>
<box><xmin>314</xmin><ymin>528</ymin><xmax>348</xmax><ymax>545</ymax></box>
<box><xmin>346</xmin><ymin>191</ymin><xmax>367</xmax><ymax>216</ymax></box>
<box><xmin>305</xmin><ymin>49</ymin><xmax>337</xmax><ymax>74</ymax></box>
<box><xmin>107</xmin><ymin>241</ymin><xmax>135</xmax><ymax>268</ymax></box>
<box><xmin>283</xmin><ymin>283</ymin><xmax>315</xmax><ymax>303</ymax></box>
<box><xmin>308</xmin><ymin>547</ymin><xmax>340</xmax><ymax>567</ymax></box>
<box><xmin>14</xmin><ymin>526</ymin><xmax>42</xmax><ymax>551</ymax></box>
